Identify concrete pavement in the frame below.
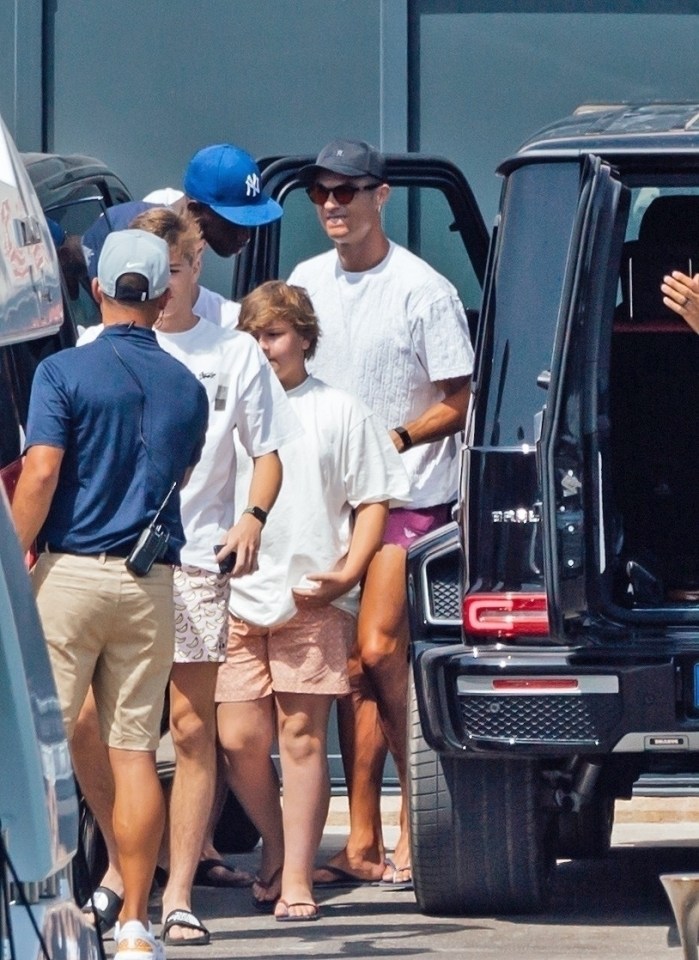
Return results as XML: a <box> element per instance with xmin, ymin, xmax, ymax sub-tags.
<box><xmin>98</xmin><ymin>796</ymin><xmax>699</xmax><ymax>959</ymax></box>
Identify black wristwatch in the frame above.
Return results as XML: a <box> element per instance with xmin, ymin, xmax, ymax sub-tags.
<box><xmin>393</xmin><ymin>425</ymin><xmax>413</xmax><ymax>451</ymax></box>
<box><xmin>243</xmin><ymin>505</ymin><xmax>268</xmax><ymax>526</ymax></box>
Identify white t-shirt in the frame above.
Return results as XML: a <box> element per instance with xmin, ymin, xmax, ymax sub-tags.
<box><xmin>288</xmin><ymin>241</ymin><xmax>474</xmax><ymax>508</ymax></box>
<box><xmin>141</xmin><ymin>188</ymin><xmax>240</xmax><ymax>330</ymax></box>
<box><xmin>194</xmin><ymin>285</ymin><xmax>240</xmax><ymax>330</ymax></box>
<box><xmin>77</xmin><ymin>319</ymin><xmax>300</xmax><ymax>572</ymax></box>
<box><xmin>229</xmin><ymin>375</ymin><xmax>410</xmax><ymax>626</ymax></box>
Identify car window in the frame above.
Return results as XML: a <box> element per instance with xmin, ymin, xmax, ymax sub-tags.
<box><xmin>43</xmin><ymin>192</ymin><xmax>110</xmax><ymax>333</ymax></box>
<box><xmin>477</xmin><ymin>162</ymin><xmax>581</xmax><ymax>446</ymax></box>
<box><xmin>625</xmin><ymin>184</ymin><xmax>699</xmax><ymax>241</ymax></box>
<box><xmin>45</xmin><ymin>192</ymin><xmax>108</xmax><ymax>238</ymax></box>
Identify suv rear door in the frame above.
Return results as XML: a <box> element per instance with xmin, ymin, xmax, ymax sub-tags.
<box><xmin>539</xmin><ymin>155</ymin><xmax>629</xmax><ymax>641</ymax></box>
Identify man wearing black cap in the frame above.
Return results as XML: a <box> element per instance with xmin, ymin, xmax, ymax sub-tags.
<box><xmin>12</xmin><ymin>229</ymin><xmax>209</xmax><ymax>960</ymax></box>
<box><xmin>289</xmin><ymin>138</ymin><xmax>474</xmax><ymax>890</ymax></box>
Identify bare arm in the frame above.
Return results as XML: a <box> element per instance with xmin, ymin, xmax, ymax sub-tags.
<box><xmin>215</xmin><ymin>450</ymin><xmax>282</xmax><ymax>576</ymax></box>
<box><xmin>292</xmin><ymin>500</ymin><xmax>389</xmax><ymax>607</ymax></box>
<box><xmin>389</xmin><ymin>376</ymin><xmax>471</xmax><ymax>452</ymax></box>
<box><xmin>11</xmin><ymin>445</ymin><xmax>64</xmax><ymax>553</ymax></box>
<box><xmin>661</xmin><ymin>271</ymin><xmax>699</xmax><ymax>334</ymax></box>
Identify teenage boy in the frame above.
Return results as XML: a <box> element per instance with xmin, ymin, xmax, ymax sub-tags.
<box><xmin>215</xmin><ymin>280</ymin><xmax>409</xmax><ymax>920</ymax></box>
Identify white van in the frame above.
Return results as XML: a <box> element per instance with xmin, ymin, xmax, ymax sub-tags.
<box><xmin>0</xmin><ymin>112</ymin><xmax>100</xmax><ymax>959</ymax></box>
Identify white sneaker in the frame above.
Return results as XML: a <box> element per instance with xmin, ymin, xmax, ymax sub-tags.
<box><xmin>115</xmin><ymin>919</ymin><xmax>165</xmax><ymax>960</ymax></box>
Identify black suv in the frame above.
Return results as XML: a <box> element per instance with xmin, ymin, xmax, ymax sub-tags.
<box><xmin>407</xmin><ymin>102</ymin><xmax>699</xmax><ymax>916</ymax></box>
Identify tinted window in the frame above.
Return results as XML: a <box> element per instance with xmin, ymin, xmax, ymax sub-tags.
<box><xmin>625</xmin><ymin>184</ymin><xmax>699</xmax><ymax>242</ymax></box>
<box><xmin>43</xmin><ymin>192</ymin><xmax>108</xmax><ymax>333</ymax></box>
<box><xmin>478</xmin><ymin>162</ymin><xmax>580</xmax><ymax>446</ymax></box>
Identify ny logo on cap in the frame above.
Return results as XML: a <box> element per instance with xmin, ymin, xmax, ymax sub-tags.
<box><xmin>245</xmin><ymin>173</ymin><xmax>261</xmax><ymax>198</ymax></box>
<box><xmin>336</xmin><ymin>150</ymin><xmax>344</xmax><ymax>156</ymax></box>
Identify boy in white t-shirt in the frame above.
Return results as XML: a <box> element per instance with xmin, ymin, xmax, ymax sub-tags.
<box><xmin>215</xmin><ymin>281</ymin><xmax>409</xmax><ymax>921</ymax></box>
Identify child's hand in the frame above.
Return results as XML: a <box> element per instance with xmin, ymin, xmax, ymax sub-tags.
<box><xmin>292</xmin><ymin>571</ymin><xmax>357</xmax><ymax>607</ymax></box>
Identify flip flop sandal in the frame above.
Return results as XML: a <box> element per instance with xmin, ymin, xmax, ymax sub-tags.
<box><xmin>376</xmin><ymin>858</ymin><xmax>414</xmax><ymax>891</ymax></box>
<box><xmin>82</xmin><ymin>885</ymin><xmax>123</xmax><ymax>933</ymax></box>
<box><xmin>275</xmin><ymin>899</ymin><xmax>320</xmax><ymax>922</ymax></box>
<box><xmin>193</xmin><ymin>857</ymin><xmax>253</xmax><ymax>888</ymax></box>
<box><xmin>252</xmin><ymin>866</ymin><xmax>282</xmax><ymax>912</ymax></box>
<box><xmin>162</xmin><ymin>908</ymin><xmax>210</xmax><ymax>947</ymax></box>
<box><xmin>312</xmin><ymin>864</ymin><xmax>377</xmax><ymax>888</ymax></box>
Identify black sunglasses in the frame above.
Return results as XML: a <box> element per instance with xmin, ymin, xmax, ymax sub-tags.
<box><xmin>306</xmin><ymin>182</ymin><xmax>380</xmax><ymax>206</ymax></box>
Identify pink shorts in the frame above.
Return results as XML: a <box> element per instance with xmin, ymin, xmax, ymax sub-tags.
<box><xmin>215</xmin><ymin>604</ymin><xmax>355</xmax><ymax>702</ymax></box>
<box><xmin>383</xmin><ymin>504</ymin><xmax>452</xmax><ymax>549</ymax></box>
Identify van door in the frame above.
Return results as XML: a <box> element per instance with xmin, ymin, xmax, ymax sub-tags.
<box><xmin>539</xmin><ymin>155</ymin><xmax>629</xmax><ymax>642</ymax></box>
<box><xmin>234</xmin><ymin>153</ymin><xmax>489</xmax><ymax>784</ymax></box>
<box><xmin>0</xmin><ymin>116</ymin><xmax>63</xmax><ymax>347</ymax></box>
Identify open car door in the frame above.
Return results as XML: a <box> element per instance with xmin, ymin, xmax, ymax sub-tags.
<box><xmin>539</xmin><ymin>155</ymin><xmax>629</xmax><ymax>643</ymax></box>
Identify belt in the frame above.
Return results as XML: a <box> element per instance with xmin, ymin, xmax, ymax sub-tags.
<box><xmin>45</xmin><ymin>545</ymin><xmax>171</xmax><ymax>565</ymax></box>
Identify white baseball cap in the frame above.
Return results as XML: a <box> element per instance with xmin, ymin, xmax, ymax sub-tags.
<box><xmin>97</xmin><ymin>229</ymin><xmax>170</xmax><ymax>302</ymax></box>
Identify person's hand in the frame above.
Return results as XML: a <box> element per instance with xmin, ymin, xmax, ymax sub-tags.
<box><xmin>661</xmin><ymin>271</ymin><xmax>699</xmax><ymax>334</ymax></box>
<box><xmin>291</xmin><ymin>571</ymin><xmax>357</xmax><ymax>608</ymax></box>
<box><xmin>215</xmin><ymin>513</ymin><xmax>263</xmax><ymax>577</ymax></box>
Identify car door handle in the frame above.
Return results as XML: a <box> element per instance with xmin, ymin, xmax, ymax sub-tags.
<box><xmin>13</xmin><ymin>216</ymin><xmax>42</xmax><ymax>247</ymax></box>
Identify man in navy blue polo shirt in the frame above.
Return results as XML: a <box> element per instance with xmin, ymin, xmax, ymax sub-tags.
<box><xmin>12</xmin><ymin>229</ymin><xmax>208</xmax><ymax>960</ymax></box>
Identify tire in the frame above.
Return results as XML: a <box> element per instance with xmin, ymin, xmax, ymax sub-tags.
<box><xmin>556</xmin><ymin>792</ymin><xmax>614</xmax><ymax>860</ymax></box>
<box><xmin>157</xmin><ymin>761</ymin><xmax>260</xmax><ymax>855</ymax></box>
<box><xmin>72</xmin><ymin>797</ymin><xmax>108</xmax><ymax>908</ymax></box>
<box><xmin>213</xmin><ymin>788</ymin><xmax>261</xmax><ymax>854</ymax></box>
<box><xmin>408</xmin><ymin>677</ymin><xmax>555</xmax><ymax>915</ymax></box>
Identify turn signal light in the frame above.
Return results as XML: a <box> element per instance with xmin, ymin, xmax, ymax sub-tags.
<box><xmin>462</xmin><ymin>592</ymin><xmax>549</xmax><ymax>638</ymax></box>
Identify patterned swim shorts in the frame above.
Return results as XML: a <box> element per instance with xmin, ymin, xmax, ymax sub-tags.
<box><xmin>173</xmin><ymin>564</ymin><xmax>229</xmax><ymax>663</ymax></box>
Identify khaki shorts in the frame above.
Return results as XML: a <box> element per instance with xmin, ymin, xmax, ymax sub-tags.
<box><xmin>32</xmin><ymin>552</ymin><xmax>174</xmax><ymax>750</ymax></box>
<box><xmin>216</xmin><ymin>604</ymin><xmax>355</xmax><ymax>702</ymax></box>
<box><xmin>173</xmin><ymin>564</ymin><xmax>229</xmax><ymax>663</ymax></box>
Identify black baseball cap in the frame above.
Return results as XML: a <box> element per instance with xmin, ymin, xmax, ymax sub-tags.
<box><xmin>298</xmin><ymin>138</ymin><xmax>386</xmax><ymax>184</ymax></box>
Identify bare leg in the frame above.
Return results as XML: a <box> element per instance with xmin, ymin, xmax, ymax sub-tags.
<box><xmin>199</xmin><ymin>746</ymin><xmax>229</xmax><ymax>861</ymax></box>
<box><xmin>274</xmin><ymin>691</ymin><xmax>333</xmax><ymax>919</ymax></box>
<box><xmin>316</xmin><ymin>545</ymin><xmax>411</xmax><ymax>883</ymax></box>
<box><xmin>109</xmin><ymin>747</ymin><xmax>164</xmax><ymax>925</ymax></box>
<box><xmin>217</xmin><ymin>697</ymin><xmax>283</xmax><ymax>903</ymax></box>
<box><xmin>160</xmin><ymin>661</ymin><xmax>219</xmax><ymax>941</ymax></box>
<box><xmin>312</xmin><ymin>670</ymin><xmax>387</xmax><ymax>882</ymax></box>
<box><xmin>72</xmin><ymin>688</ymin><xmax>122</xmax><ymax>896</ymax></box>
<box><xmin>357</xmin><ymin>544</ymin><xmax>411</xmax><ymax>882</ymax></box>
